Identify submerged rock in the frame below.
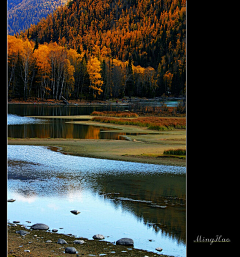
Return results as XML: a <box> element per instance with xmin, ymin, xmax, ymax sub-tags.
<box><xmin>116</xmin><ymin>238</ymin><xmax>134</xmax><ymax>246</ymax></box>
<box><xmin>65</xmin><ymin>247</ymin><xmax>77</xmax><ymax>254</ymax></box>
<box><xmin>93</xmin><ymin>234</ymin><xmax>105</xmax><ymax>240</ymax></box>
<box><xmin>70</xmin><ymin>210</ymin><xmax>80</xmax><ymax>215</ymax></box>
<box><xmin>31</xmin><ymin>223</ymin><xmax>49</xmax><ymax>230</ymax></box>
<box><xmin>57</xmin><ymin>238</ymin><xmax>68</xmax><ymax>244</ymax></box>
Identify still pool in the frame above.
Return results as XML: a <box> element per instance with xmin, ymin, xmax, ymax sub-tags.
<box><xmin>7</xmin><ymin>145</ymin><xmax>186</xmax><ymax>256</ymax></box>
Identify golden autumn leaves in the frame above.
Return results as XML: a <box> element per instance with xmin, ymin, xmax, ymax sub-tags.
<box><xmin>87</xmin><ymin>57</ymin><xmax>103</xmax><ymax>96</ymax></box>
<box><xmin>8</xmin><ymin>35</ymin><xmax>104</xmax><ymax>99</ymax></box>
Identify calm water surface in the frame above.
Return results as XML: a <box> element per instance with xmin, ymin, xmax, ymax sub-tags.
<box><xmin>8</xmin><ymin>145</ymin><xmax>186</xmax><ymax>256</ymax></box>
<box><xmin>7</xmin><ymin>104</ymin><xmax>186</xmax><ymax>256</ymax></box>
<box><xmin>7</xmin><ymin>105</ymin><xmax>140</xmax><ymax>140</ymax></box>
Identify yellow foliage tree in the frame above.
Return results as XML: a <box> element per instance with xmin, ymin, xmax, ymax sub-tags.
<box><xmin>20</xmin><ymin>39</ymin><xmax>34</xmax><ymax>100</ymax></box>
<box><xmin>87</xmin><ymin>57</ymin><xmax>103</xmax><ymax>97</ymax></box>
<box><xmin>33</xmin><ymin>44</ymin><xmax>51</xmax><ymax>97</ymax></box>
<box><xmin>8</xmin><ymin>35</ymin><xmax>24</xmax><ymax>92</ymax></box>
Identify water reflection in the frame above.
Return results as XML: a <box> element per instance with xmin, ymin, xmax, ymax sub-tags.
<box><xmin>8</xmin><ymin>145</ymin><xmax>186</xmax><ymax>256</ymax></box>
<box><xmin>8</xmin><ymin>116</ymin><xmax>127</xmax><ymax>140</ymax></box>
<box><xmin>8</xmin><ymin>104</ymin><xmax>128</xmax><ymax>116</ymax></box>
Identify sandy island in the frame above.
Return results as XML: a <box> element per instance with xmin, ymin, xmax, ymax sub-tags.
<box><xmin>8</xmin><ymin>115</ymin><xmax>186</xmax><ymax>166</ymax></box>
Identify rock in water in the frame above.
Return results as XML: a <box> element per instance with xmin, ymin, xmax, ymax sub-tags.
<box><xmin>70</xmin><ymin>210</ymin><xmax>80</xmax><ymax>215</ymax></box>
<box><xmin>156</xmin><ymin>247</ymin><xmax>163</xmax><ymax>251</ymax></box>
<box><xmin>65</xmin><ymin>247</ymin><xmax>77</xmax><ymax>254</ymax></box>
<box><xmin>7</xmin><ymin>199</ymin><xmax>16</xmax><ymax>202</ymax></box>
<box><xmin>93</xmin><ymin>234</ymin><xmax>105</xmax><ymax>240</ymax></box>
<box><xmin>31</xmin><ymin>223</ymin><xmax>49</xmax><ymax>230</ymax></box>
<box><xmin>116</xmin><ymin>238</ymin><xmax>134</xmax><ymax>246</ymax></box>
<box><xmin>57</xmin><ymin>238</ymin><xmax>68</xmax><ymax>244</ymax></box>
<box><xmin>52</xmin><ymin>229</ymin><xmax>58</xmax><ymax>232</ymax></box>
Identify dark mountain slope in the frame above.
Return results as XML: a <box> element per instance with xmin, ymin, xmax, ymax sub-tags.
<box><xmin>8</xmin><ymin>0</ymin><xmax>68</xmax><ymax>35</ymax></box>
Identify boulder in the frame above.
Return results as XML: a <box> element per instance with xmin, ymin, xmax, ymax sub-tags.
<box><xmin>57</xmin><ymin>238</ymin><xmax>68</xmax><ymax>244</ymax></box>
<box><xmin>93</xmin><ymin>234</ymin><xmax>105</xmax><ymax>240</ymax></box>
<box><xmin>52</xmin><ymin>229</ymin><xmax>58</xmax><ymax>232</ymax></box>
<box><xmin>116</xmin><ymin>238</ymin><xmax>134</xmax><ymax>246</ymax></box>
<box><xmin>31</xmin><ymin>223</ymin><xmax>49</xmax><ymax>230</ymax></box>
<box><xmin>65</xmin><ymin>247</ymin><xmax>77</xmax><ymax>254</ymax></box>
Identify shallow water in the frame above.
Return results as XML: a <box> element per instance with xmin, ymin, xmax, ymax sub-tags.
<box><xmin>7</xmin><ymin>104</ymin><xmax>186</xmax><ymax>256</ymax></box>
<box><xmin>8</xmin><ymin>114</ymin><xmax>126</xmax><ymax>140</ymax></box>
<box><xmin>7</xmin><ymin>145</ymin><xmax>186</xmax><ymax>256</ymax></box>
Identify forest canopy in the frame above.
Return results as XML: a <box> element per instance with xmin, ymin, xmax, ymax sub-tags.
<box><xmin>8</xmin><ymin>0</ymin><xmax>186</xmax><ymax>100</ymax></box>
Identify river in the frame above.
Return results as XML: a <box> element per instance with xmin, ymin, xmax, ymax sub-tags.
<box><xmin>7</xmin><ymin>104</ymin><xmax>186</xmax><ymax>256</ymax></box>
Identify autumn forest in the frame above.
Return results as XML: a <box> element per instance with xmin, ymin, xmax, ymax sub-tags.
<box><xmin>8</xmin><ymin>0</ymin><xmax>186</xmax><ymax>101</ymax></box>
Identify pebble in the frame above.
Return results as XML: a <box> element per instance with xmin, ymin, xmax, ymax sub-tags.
<box><xmin>7</xmin><ymin>199</ymin><xmax>16</xmax><ymax>202</ymax></box>
<box><xmin>57</xmin><ymin>238</ymin><xmax>68</xmax><ymax>244</ymax></box>
<box><xmin>16</xmin><ymin>230</ymin><xmax>29</xmax><ymax>236</ymax></box>
<box><xmin>31</xmin><ymin>223</ymin><xmax>49</xmax><ymax>230</ymax></box>
<box><xmin>46</xmin><ymin>240</ymin><xmax>52</xmax><ymax>243</ymax></box>
<box><xmin>155</xmin><ymin>247</ymin><xmax>163</xmax><ymax>251</ymax></box>
<box><xmin>73</xmin><ymin>239</ymin><xmax>85</xmax><ymax>244</ymax></box>
<box><xmin>24</xmin><ymin>250</ymin><xmax>30</xmax><ymax>253</ymax></box>
<box><xmin>93</xmin><ymin>234</ymin><xmax>105</xmax><ymax>240</ymax></box>
<box><xmin>116</xmin><ymin>238</ymin><xmax>134</xmax><ymax>246</ymax></box>
<box><xmin>65</xmin><ymin>247</ymin><xmax>77</xmax><ymax>254</ymax></box>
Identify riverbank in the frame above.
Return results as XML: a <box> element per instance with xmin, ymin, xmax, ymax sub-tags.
<box><xmin>8</xmin><ymin>116</ymin><xmax>186</xmax><ymax>166</ymax></box>
<box><xmin>8</xmin><ymin>138</ymin><xmax>185</xmax><ymax>166</ymax></box>
<box><xmin>8</xmin><ymin>224</ymin><xmax>170</xmax><ymax>256</ymax></box>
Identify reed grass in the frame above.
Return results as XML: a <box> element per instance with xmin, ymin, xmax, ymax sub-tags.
<box><xmin>91</xmin><ymin>111</ymin><xmax>139</xmax><ymax>118</ymax></box>
<box><xmin>163</xmin><ymin>149</ymin><xmax>186</xmax><ymax>155</ymax></box>
<box><xmin>92</xmin><ymin>116</ymin><xmax>186</xmax><ymax>130</ymax></box>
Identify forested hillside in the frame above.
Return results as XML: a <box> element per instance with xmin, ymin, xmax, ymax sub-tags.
<box><xmin>8</xmin><ymin>0</ymin><xmax>68</xmax><ymax>35</ymax></box>
<box><xmin>8</xmin><ymin>0</ymin><xmax>186</xmax><ymax>101</ymax></box>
